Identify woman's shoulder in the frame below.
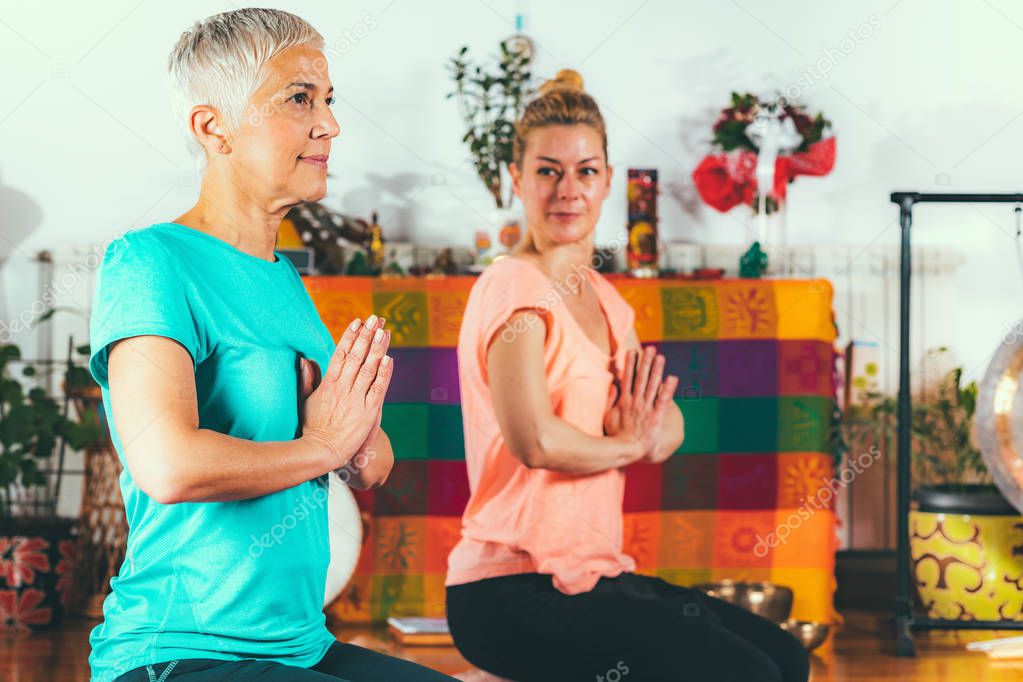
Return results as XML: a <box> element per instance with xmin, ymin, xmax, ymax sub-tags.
<box><xmin>473</xmin><ymin>255</ymin><xmax>550</xmax><ymax>293</ymax></box>
<box><xmin>462</xmin><ymin>256</ymin><xmax>556</xmax><ymax>332</ymax></box>
<box><xmin>103</xmin><ymin>223</ymin><xmax>180</xmax><ymax>259</ymax></box>
<box><xmin>481</xmin><ymin>254</ymin><xmax>546</xmax><ymax>278</ymax></box>
<box><xmin>97</xmin><ymin>224</ymin><xmax>188</xmax><ymax>286</ymax></box>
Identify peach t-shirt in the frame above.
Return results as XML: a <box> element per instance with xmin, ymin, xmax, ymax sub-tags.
<box><xmin>446</xmin><ymin>256</ymin><xmax>638</xmax><ymax>595</ymax></box>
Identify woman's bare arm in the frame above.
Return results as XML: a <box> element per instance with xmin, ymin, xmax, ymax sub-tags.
<box><xmin>108</xmin><ymin>318</ymin><xmax>391</xmax><ymax>504</ymax></box>
<box><xmin>341</xmin><ymin>428</ymin><xmax>393</xmax><ymax>490</ymax></box>
<box><xmin>486</xmin><ymin>311</ymin><xmax>651</xmax><ymax>476</ymax></box>
<box><xmin>107</xmin><ymin>335</ymin><xmax>335</xmax><ymax>503</ymax></box>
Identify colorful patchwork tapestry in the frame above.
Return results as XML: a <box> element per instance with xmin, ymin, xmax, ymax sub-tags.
<box><xmin>304</xmin><ymin>275</ymin><xmax>840</xmax><ymax>626</ymax></box>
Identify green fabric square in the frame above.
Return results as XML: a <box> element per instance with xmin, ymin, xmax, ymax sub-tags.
<box><xmin>676</xmin><ymin>397</ymin><xmax>719</xmax><ymax>454</ymax></box>
<box><xmin>428</xmin><ymin>404</ymin><xmax>465</xmax><ymax>459</ymax></box>
<box><xmin>778</xmin><ymin>396</ymin><xmax>833</xmax><ymax>453</ymax></box>
<box><xmin>382</xmin><ymin>404</ymin><xmax>429</xmax><ymax>459</ymax></box>
<box><xmin>662</xmin><ymin>286</ymin><xmax>719</xmax><ymax>340</ymax></box>
<box><xmin>718</xmin><ymin>398</ymin><xmax>778</xmax><ymax>453</ymax></box>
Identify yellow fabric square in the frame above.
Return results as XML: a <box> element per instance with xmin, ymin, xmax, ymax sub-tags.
<box><xmin>422</xmin><ymin>573</ymin><xmax>449</xmax><ymax>619</ymax></box>
<box><xmin>616</xmin><ymin>281</ymin><xmax>663</xmax><ymax>342</ymax></box>
<box><xmin>307</xmin><ymin>287</ymin><xmax>374</xmax><ymax>340</ymax></box>
<box><xmin>716</xmin><ymin>281</ymin><xmax>777</xmax><ymax>339</ymax></box>
<box><xmin>662</xmin><ymin>285</ymin><xmax>719</xmax><ymax>340</ymax></box>
<box><xmin>328</xmin><ymin>573</ymin><xmax>373</xmax><ymax>623</ymax></box>
<box><xmin>774</xmin><ymin>279</ymin><xmax>836</xmax><ymax>341</ymax></box>
<box><xmin>373</xmin><ymin>290</ymin><xmax>429</xmax><ymax>347</ymax></box>
<box><xmin>769</xmin><ymin>567</ymin><xmax>834</xmax><ymax>624</ymax></box>
<box><xmin>769</xmin><ymin>508</ymin><xmax>838</xmax><ymax>571</ymax></box>
<box><xmin>654</xmin><ymin>568</ymin><xmax>712</xmax><ymax>587</ymax></box>
<box><xmin>709</xmin><ymin>566</ymin><xmax>772</xmax><ymax>583</ymax></box>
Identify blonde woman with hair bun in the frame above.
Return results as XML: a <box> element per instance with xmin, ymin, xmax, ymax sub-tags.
<box><xmin>444</xmin><ymin>70</ymin><xmax>810</xmax><ymax>682</ymax></box>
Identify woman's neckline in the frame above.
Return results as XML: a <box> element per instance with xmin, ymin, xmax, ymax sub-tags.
<box><xmin>161</xmin><ymin>221</ymin><xmax>285</xmax><ymax>267</ymax></box>
<box><xmin>505</xmin><ymin>255</ymin><xmax>618</xmax><ymax>359</ymax></box>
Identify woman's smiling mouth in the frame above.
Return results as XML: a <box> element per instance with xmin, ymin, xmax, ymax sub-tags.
<box><xmin>549</xmin><ymin>211</ymin><xmax>582</xmax><ymax>222</ymax></box>
<box><xmin>299</xmin><ymin>154</ymin><xmax>328</xmax><ymax>169</ymax></box>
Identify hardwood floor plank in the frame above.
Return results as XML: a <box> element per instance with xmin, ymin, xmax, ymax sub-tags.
<box><xmin>4</xmin><ymin>611</ymin><xmax>1023</xmax><ymax>680</ymax></box>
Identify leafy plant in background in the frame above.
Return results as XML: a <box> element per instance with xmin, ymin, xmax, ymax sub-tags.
<box><xmin>712</xmin><ymin>92</ymin><xmax>831</xmax><ymax>154</ymax></box>
<box><xmin>0</xmin><ymin>343</ymin><xmax>102</xmax><ymax>518</ymax></box>
<box><xmin>850</xmin><ymin>367</ymin><xmax>990</xmax><ymax>490</ymax></box>
<box><xmin>447</xmin><ymin>38</ymin><xmax>534</xmax><ymax>209</ymax></box>
<box><xmin>37</xmin><ymin>305</ymin><xmax>99</xmax><ymax>394</ymax></box>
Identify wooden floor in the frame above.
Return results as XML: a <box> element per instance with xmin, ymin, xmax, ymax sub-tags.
<box><xmin>4</xmin><ymin>610</ymin><xmax>1023</xmax><ymax>680</ymax></box>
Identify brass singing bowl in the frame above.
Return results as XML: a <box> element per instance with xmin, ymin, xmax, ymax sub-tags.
<box><xmin>693</xmin><ymin>580</ymin><xmax>793</xmax><ymax>623</ymax></box>
<box><xmin>779</xmin><ymin>619</ymin><xmax>830</xmax><ymax>651</ymax></box>
<box><xmin>974</xmin><ymin>325</ymin><xmax>1023</xmax><ymax>515</ymax></box>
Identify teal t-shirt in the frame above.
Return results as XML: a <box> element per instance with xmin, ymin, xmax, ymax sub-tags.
<box><xmin>87</xmin><ymin>222</ymin><xmax>338</xmax><ymax>682</ymax></box>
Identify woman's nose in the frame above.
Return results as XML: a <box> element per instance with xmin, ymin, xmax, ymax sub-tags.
<box><xmin>557</xmin><ymin>173</ymin><xmax>582</xmax><ymax>200</ymax></box>
<box><xmin>314</xmin><ymin>107</ymin><xmax>340</xmax><ymax>139</ymax></box>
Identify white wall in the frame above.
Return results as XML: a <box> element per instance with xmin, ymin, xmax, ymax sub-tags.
<box><xmin>1</xmin><ymin>0</ymin><xmax>1021</xmax><ymax>386</ymax></box>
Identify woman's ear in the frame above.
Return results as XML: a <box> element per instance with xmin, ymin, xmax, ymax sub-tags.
<box><xmin>509</xmin><ymin>161</ymin><xmax>523</xmax><ymax>199</ymax></box>
<box><xmin>190</xmin><ymin>105</ymin><xmax>232</xmax><ymax>155</ymax></box>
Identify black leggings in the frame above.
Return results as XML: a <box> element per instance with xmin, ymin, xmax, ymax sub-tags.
<box><xmin>446</xmin><ymin>572</ymin><xmax>810</xmax><ymax>682</ymax></box>
<box><xmin>113</xmin><ymin>639</ymin><xmax>457</xmax><ymax>681</ymax></box>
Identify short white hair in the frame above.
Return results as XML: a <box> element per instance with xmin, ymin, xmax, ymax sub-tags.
<box><xmin>168</xmin><ymin>8</ymin><xmax>324</xmax><ymax>160</ymax></box>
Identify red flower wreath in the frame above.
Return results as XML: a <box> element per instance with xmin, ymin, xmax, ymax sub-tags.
<box><xmin>693</xmin><ymin>93</ymin><xmax>836</xmax><ymax>212</ymax></box>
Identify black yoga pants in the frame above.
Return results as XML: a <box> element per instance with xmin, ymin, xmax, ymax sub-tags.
<box><xmin>446</xmin><ymin>572</ymin><xmax>810</xmax><ymax>682</ymax></box>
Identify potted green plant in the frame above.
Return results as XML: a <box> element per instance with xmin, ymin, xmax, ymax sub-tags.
<box><xmin>447</xmin><ymin>37</ymin><xmax>534</xmax><ymax>268</ymax></box>
<box><xmin>37</xmin><ymin>306</ymin><xmax>106</xmax><ymax>442</ymax></box>
<box><xmin>856</xmin><ymin>367</ymin><xmax>1023</xmax><ymax>621</ymax></box>
<box><xmin>0</xmin><ymin>341</ymin><xmax>101</xmax><ymax>631</ymax></box>
<box><xmin>447</xmin><ymin>38</ymin><xmax>533</xmax><ymax>210</ymax></box>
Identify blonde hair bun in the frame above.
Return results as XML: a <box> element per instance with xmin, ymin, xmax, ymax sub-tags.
<box><xmin>539</xmin><ymin>69</ymin><xmax>585</xmax><ymax>96</ymax></box>
<box><xmin>514</xmin><ymin>67</ymin><xmax>606</xmax><ymax>166</ymax></box>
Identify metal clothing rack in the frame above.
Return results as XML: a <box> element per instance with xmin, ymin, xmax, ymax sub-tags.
<box><xmin>890</xmin><ymin>192</ymin><xmax>1023</xmax><ymax>657</ymax></box>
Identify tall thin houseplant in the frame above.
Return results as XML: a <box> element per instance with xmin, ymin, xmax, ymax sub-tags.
<box><xmin>447</xmin><ymin>38</ymin><xmax>534</xmax><ymax>209</ymax></box>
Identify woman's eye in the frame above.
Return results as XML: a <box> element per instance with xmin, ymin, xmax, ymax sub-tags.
<box><xmin>326</xmin><ymin>96</ymin><xmax>335</xmax><ymax>106</ymax></box>
<box><xmin>538</xmin><ymin>167</ymin><xmax>558</xmax><ymax>176</ymax></box>
<box><xmin>580</xmin><ymin>167</ymin><xmax>598</xmax><ymax>176</ymax></box>
<box><xmin>290</xmin><ymin>92</ymin><xmax>310</xmax><ymax>106</ymax></box>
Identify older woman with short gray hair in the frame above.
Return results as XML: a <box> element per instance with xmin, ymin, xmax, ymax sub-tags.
<box><xmin>86</xmin><ymin>8</ymin><xmax>453</xmax><ymax>681</ymax></box>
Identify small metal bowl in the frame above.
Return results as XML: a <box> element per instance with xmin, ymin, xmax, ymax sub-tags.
<box><xmin>693</xmin><ymin>580</ymin><xmax>793</xmax><ymax>623</ymax></box>
<box><xmin>779</xmin><ymin>619</ymin><xmax>830</xmax><ymax>651</ymax></box>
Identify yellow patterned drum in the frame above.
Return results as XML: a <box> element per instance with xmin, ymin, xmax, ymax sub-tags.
<box><xmin>910</xmin><ymin>509</ymin><xmax>1023</xmax><ymax>621</ymax></box>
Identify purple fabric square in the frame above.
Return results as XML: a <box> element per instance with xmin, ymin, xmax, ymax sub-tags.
<box><xmin>716</xmin><ymin>340</ymin><xmax>777</xmax><ymax>397</ymax></box>
<box><xmin>428</xmin><ymin>349</ymin><xmax>461</xmax><ymax>405</ymax></box>
<box><xmin>659</xmin><ymin>341</ymin><xmax>717</xmax><ymax>400</ymax></box>
<box><xmin>385</xmin><ymin>349</ymin><xmax>460</xmax><ymax>404</ymax></box>
<box><xmin>386</xmin><ymin>348</ymin><xmax>430</xmax><ymax>402</ymax></box>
